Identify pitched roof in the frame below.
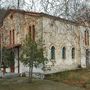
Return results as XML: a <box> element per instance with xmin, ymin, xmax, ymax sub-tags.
<box><xmin>8</xmin><ymin>9</ymin><xmax>79</xmax><ymax>25</ymax></box>
<box><xmin>1</xmin><ymin>8</ymin><xmax>87</xmax><ymax>27</ymax></box>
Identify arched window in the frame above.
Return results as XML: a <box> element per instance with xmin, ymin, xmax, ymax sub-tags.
<box><xmin>29</xmin><ymin>26</ymin><xmax>31</xmax><ymax>37</ymax></box>
<box><xmin>28</xmin><ymin>25</ymin><xmax>35</xmax><ymax>41</ymax></box>
<box><xmin>9</xmin><ymin>30</ymin><xmax>11</xmax><ymax>44</ymax></box>
<box><xmin>51</xmin><ymin>46</ymin><xmax>55</xmax><ymax>59</ymax></box>
<box><xmin>12</xmin><ymin>29</ymin><xmax>15</xmax><ymax>44</ymax></box>
<box><xmin>62</xmin><ymin>47</ymin><xmax>66</xmax><ymax>59</ymax></box>
<box><xmin>32</xmin><ymin>25</ymin><xmax>35</xmax><ymax>41</ymax></box>
<box><xmin>85</xmin><ymin>30</ymin><xmax>89</xmax><ymax>45</ymax></box>
<box><xmin>72</xmin><ymin>48</ymin><xmax>75</xmax><ymax>59</ymax></box>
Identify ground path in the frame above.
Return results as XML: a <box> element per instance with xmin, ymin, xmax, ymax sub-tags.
<box><xmin>0</xmin><ymin>78</ymin><xmax>85</xmax><ymax>90</ymax></box>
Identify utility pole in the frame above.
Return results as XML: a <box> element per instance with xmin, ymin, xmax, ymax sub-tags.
<box><xmin>16</xmin><ymin>0</ymin><xmax>20</xmax><ymax>73</ymax></box>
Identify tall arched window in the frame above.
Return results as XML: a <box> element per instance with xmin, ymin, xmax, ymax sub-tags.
<box><xmin>9</xmin><ymin>30</ymin><xmax>11</xmax><ymax>44</ymax></box>
<box><xmin>28</xmin><ymin>25</ymin><xmax>35</xmax><ymax>41</ymax></box>
<box><xmin>51</xmin><ymin>46</ymin><xmax>55</xmax><ymax>59</ymax></box>
<box><xmin>0</xmin><ymin>35</ymin><xmax>1</xmax><ymax>44</ymax></box>
<box><xmin>72</xmin><ymin>48</ymin><xmax>75</xmax><ymax>59</ymax></box>
<box><xmin>85</xmin><ymin>30</ymin><xmax>89</xmax><ymax>45</ymax></box>
<box><xmin>29</xmin><ymin>26</ymin><xmax>31</xmax><ymax>37</ymax></box>
<box><xmin>32</xmin><ymin>25</ymin><xmax>35</xmax><ymax>41</ymax></box>
<box><xmin>12</xmin><ymin>29</ymin><xmax>15</xmax><ymax>44</ymax></box>
<box><xmin>62</xmin><ymin>47</ymin><xmax>66</xmax><ymax>59</ymax></box>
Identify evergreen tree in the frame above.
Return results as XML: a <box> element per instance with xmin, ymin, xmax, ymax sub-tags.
<box><xmin>20</xmin><ymin>35</ymin><xmax>47</xmax><ymax>82</ymax></box>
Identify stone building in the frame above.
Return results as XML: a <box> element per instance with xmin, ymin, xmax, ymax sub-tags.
<box><xmin>0</xmin><ymin>9</ymin><xmax>90</xmax><ymax>74</ymax></box>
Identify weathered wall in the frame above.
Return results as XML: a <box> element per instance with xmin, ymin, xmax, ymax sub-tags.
<box><xmin>42</xmin><ymin>17</ymin><xmax>82</xmax><ymax>73</ymax></box>
<box><xmin>2</xmin><ymin>11</ymin><xmax>43</xmax><ymax>73</ymax></box>
<box><xmin>1</xmin><ymin>10</ymin><xmax>90</xmax><ymax>74</ymax></box>
<box><xmin>3</xmin><ymin>12</ymin><xmax>43</xmax><ymax>46</ymax></box>
<box><xmin>79</xmin><ymin>25</ymin><xmax>90</xmax><ymax>68</ymax></box>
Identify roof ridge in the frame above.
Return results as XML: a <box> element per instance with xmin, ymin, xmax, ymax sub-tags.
<box><xmin>0</xmin><ymin>9</ymin><xmax>79</xmax><ymax>26</ymax></box>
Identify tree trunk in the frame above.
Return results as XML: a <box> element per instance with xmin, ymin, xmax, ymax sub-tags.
<box><xmin>29</xmin><ymin>66</ymin><xmax>33</xmax><ymax>82</ymax></box>
<box><xmin>29</xmin><ymin>59</ymin><xmax>33</xmax><ymax>83</ymax></box>
<box><xmin>2</xmin><ymin>65</ymin><xmax>6</xmax><ymax>78</ymax></box>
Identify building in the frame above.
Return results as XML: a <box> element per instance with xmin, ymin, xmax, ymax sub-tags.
<box><xmin>0</xmin><ymin>9</ymin><xmax>90</xmax><ymax>74</ymax></box>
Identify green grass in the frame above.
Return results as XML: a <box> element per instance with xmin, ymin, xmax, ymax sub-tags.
<box><xmin>0</xmin><ymin>69</ymin><xmax>89</xmax><ymax>90</ymax></box>
<box><xmin>0</xmin><ymin>77</ymin><xmax>84</xmax><ymax>90</ymax></box>
<box><xmin>45</xmin><ymin>69</ymin><xmax>90</xmax><ymax>88</ymax></box>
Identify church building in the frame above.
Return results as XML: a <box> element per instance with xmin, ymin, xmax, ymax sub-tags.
<box><xmin>0</xmin><ymin>9</ymin><xmax>90</xmax><ymax>74</ymax></box>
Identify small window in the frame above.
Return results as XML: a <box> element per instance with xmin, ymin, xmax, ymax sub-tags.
<box><xmin>72</xmin><ymin>48</ymin><xmax>75</xmax><ymax>59</ymax></box>
<box><xmin>62</xmin><ymin>47</ymin><xmax>66</xmax><ymax>59</ymax></box>
<box><xmin>51</xmin><ymin>46</ymin><xmax>55</xmax><ymax>59</ymax></box>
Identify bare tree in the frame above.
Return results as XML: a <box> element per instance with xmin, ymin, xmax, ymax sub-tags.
<box><xmin>0</xmin><ymin>0</ymin><xmax>25</xmax><ymax>9</ymax></box>
<box><xmin>0</xmin><ymin>0</ymin><xmax>89</xmax><ymax>21</ymax></box>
